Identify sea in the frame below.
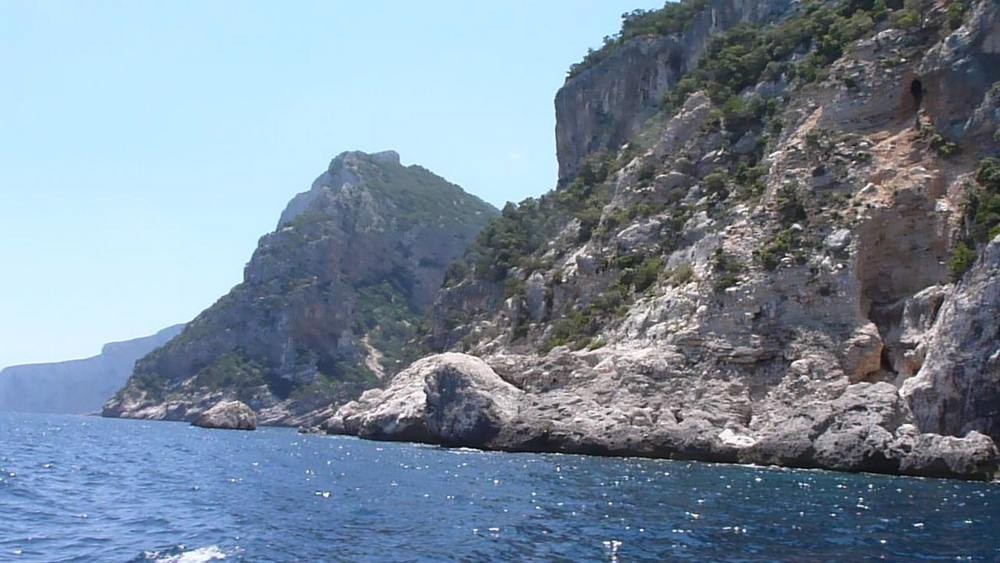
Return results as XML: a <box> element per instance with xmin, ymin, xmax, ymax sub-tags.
<box><xmin>1</xmin><ymin>412</ymin><xmax>998</xmax><ymax>562</ymax></box>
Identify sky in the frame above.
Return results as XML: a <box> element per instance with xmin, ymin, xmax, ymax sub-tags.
<box><xmin>0</xmin><ymin>0</ymin><xmax>663</xmax><ymax>368</ymax></box>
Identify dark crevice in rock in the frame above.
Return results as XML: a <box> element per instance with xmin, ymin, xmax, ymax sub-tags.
<box><xmin>910</xmin><ymin>79</ymin><xmax>924</xmax><ymax>112</ymax></box>
<box><xmin>869</xmin><ymin>298</ymin><xmax>906</xmax><ymax>377</ymax></box>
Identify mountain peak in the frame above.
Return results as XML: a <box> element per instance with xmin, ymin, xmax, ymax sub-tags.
<box><xmin>286</xmin><ymin>149</ymin><xmax>494</xmax><ymax>229</ymax></box>
<box><xmin>329</xmin><ymin>149</ymin><xmax>401</xmax><ymax>171</ymax></box>
<box><xmin>370</xmin><ymin>150</ymin><xmax>401</xmax><ymax>165</ymax></box>
<box><xmin>106</xmin><ymin>154</ymin><xmax>497</xmax><ymax>426</ymax></box>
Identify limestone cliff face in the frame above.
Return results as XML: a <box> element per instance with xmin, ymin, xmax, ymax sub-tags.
<box><xmin>332</xmin><ymin>0</ymin><xmax>1000</xmax><ymax>479</ymax></box>
<box><xmin>0</xmin><ymin>325</ymin><xmax>183</xmax><ymax>415</ymax></box>
<box><xmin>902</xmin><ymin>236</ymin><xmax>1000</xmax><ymax>441</ymax></box>
<box><xmin>104</xmin><ymin>151</ymin><xmax>497</xmax><ymax>425</ymax></box>
<box><xmin>555</xmin><ymin>0</ymin><xmax>794</xmax><ymax>183</ymax></box>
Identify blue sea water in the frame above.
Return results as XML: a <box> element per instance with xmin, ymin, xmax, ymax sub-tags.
<box><xmin>1</xmin><ymin>412</ymin><xmax>998</xmax><ymax>562</ymax></box>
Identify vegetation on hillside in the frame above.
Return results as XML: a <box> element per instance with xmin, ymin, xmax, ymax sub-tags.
<box><xmin>549</xmin><ymin>0</ymin><xmax>941</xmax><ymax>278</ymax></box>
<box><xmin>438</xmin><ymin>0</ymin><xmax>985</xmax><ymax>355</ymax></box>
<box><xmin>348</xmin><ymin>156</ymin><xmax>498</xmax><ymax>226</ymax></box>
<box><xmin>660</xmin><ymin>0</ymin><xmax>925</xmax><ymax>114</ymax></box>
<box><xmin>569</xmin><ymin>0</ymin><xmax>940</xmax><ymax>86</ymax></box>
<box><xmin>950</xmin><ymin>158</ymin><xmax>1000</xmax><ymax>279</ymax></box>
<box><xmin>452</xmin><ymin>151</ymin><xmax>627</xmax><ymax>284</ymax></box>
<box><xmin>354</xmin><ymin>281</ymin><xmax>425</xmax><ymax>375</ymax></box>
<box><xmin>568</xmin><ymin>0</ymin><xmax>709</xmax><ymax>78</ymax></box>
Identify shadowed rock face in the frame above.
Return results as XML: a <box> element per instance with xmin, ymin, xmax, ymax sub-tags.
<box><xmin>331</xmin><ymin>1</ymin><xmax>1000</xmax><ymax>480</ymax></box>
<box><xmin>0</xmin><ymin>324</ymin><xmax>184</xmax><ymax>414</ymax></box>
<box><xmin>104</xmin><ymin>151</ymin><xmax>497</xmax><ymax>426</ymax></box>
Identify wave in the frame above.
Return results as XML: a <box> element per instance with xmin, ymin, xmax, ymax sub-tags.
<box><xmin>132</xmin><ymin>544</ymin><xmax>227</xmax><ymax>563</ymax></box>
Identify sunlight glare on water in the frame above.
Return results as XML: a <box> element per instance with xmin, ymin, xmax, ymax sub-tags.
<box><xmin>1</xmin><ymin>412</ymin><xmax>998</xmax><ymax>561</ymax></box>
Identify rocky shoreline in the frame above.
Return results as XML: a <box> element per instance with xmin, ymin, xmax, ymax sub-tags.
<box><xmin>324</xmin><ymin>353</ymin><xmax>998</xmax><ymax>481</ymax></box>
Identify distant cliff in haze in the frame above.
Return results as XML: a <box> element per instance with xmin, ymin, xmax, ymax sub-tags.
<box><xmin>0</xmin><ymin>324</ymin><xmax>184</xmax><ymax>414</ymax></box>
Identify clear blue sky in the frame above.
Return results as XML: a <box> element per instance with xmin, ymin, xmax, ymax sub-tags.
<box><xmin>0</xmin><ymin>0</ymin><xmax>661</xmax><ymax>368</ymax></box>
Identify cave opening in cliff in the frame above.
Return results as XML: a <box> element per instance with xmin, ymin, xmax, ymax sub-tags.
<box><xmin>910</xmin><ymin>79</ymin><xmax>924</xmax><ymax>111</ymax></box>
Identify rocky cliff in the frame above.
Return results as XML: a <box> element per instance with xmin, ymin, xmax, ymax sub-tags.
<box><xmin>556</xmin><ymin>0</ymin><xmax>794</xmax><ymax>183</ymax></box>
<box><xmin>103</xmin><ymin>151</ymin><xmax>497</xmax><ymax>425</ymax></box>
<box><xmin>329</xmin><ymin>0</ymin><xmax>1000</xmax><ymax>480</ymax></box>
<box><xmin>0</xmin><ymin>324</ymin><xmax>183</xmax><ymax>414</ymax></box>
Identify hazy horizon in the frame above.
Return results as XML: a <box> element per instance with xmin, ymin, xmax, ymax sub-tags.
<box><xmin>0</xmin><ymin>0</ymin><xmax>661</xmax><ymax>368</ymax></box>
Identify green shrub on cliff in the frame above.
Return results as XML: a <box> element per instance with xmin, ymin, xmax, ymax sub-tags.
<box><xmin>290</xmin><ymin>362</ymin><xmax>378</xmax><ymax>408</ymax></box>
<box><xmin>191</xmin><ymin>353</ymin><xmax>267</xmax><ymax>402</ymax></box>
<box><xmin>949</xmin><ymin>159</ymin><xmax>1000</xmax><ymax>281</ymax></box>
<box><xmin>541</xmin><ymin>285</ymin><xmax>630</xmax><ymax>353</ymax></box>
<box><xmin>775</xmin><ymin>184</ymin><xmax>807</xmax><ymax>225</ymax></box>
<box><xmin>976</xmin><ymin>158</ymin><xmax>1000</xmax><ymax>193</ymax></box>
<box><xmin>947</xmin><ymin>1</ymin><xmax>968</xmax><ymax>30</ymax></box>
<box><xmin>967</xmin><ymin>159</ymin><xmax>1000</xmax><ymax>244</ymax></box>
<box><xmin>968</xmin><ymin>189</ymin><xmax>1000</xmax><ymax>244</ymax></box>
<box><xmin>949</xmin><ymin>241</ymin><xmax>976</xmax><ymax>281</ymax></box>
<box><xmin>459</xmin><ymin>151</ymin><xmax>622</xmax><ymax>284</ymax></box>
<box><xmin>354</xmin><ymin>281</ymin><xmax>422</xmax><ymax>370</ymax></box>
<box><xmin>543</xmin><ymin>309</ymin><xmax>595</xmax><ymax>352</ymax></box>
<box><xmin>890</xmin><ymin>8</ymin><xmax>920</xmax><ymax>28</ymax></box>
<box><xmin>660</xmin><ymin>0</ymin><xmax>887</xmax><ymax>116</ymax></box>
<box><xmin>734</xmin><ymin>162</ymin><xmax>768</xmax><ymax>200</ymax></box>
<box><xmin>712</xmin><ymin>248</ymin><xmax>744</xmax><ymax>292</ymax></box>
<box><xmin>469</xmin><ymin>200</ymin><xmax>547</xmax><ymax>281</ymax></box>
<box><xmin>131</xmin><ymin>370</ymin><xmax>166</xmax><ymax>403</ymax></box>
<box><xmin>576</xmin><ymin>206</ymin><xmax>604</xmax><ymax>243</ymax></box>
<box><xmin>703</xmin><ymin>171</ymin><xmax>729</xmax><ymax>196</ymax></box>
<box><xmin>667</xmin><ymin>262</ymin><xmax>694</xmax><ymax>286</ymax></box>
<box><xmin>361</xmin><ymin>158</ymin><xmax>497</xmax><ymax>227</ymax></box>
<box><xmin>921</xmin><ymin>123</ymin><xmax>959</xmax><ymax>158</ymax></box>
<box><xmin>442</xmin><ymin>261</ymin><xmax>468</xmax><ymax>288</ymax></box>
<box><xmin>568</xmin><ymin>0</ymin><xmax>708</xmax><ymax>77</ymax></box>
<box><xmin>621</xmin><ymin>256</ymin><xmax>663</xmax><ymax>293</ymax></box>
<box><xmin>930</xmin><ymin>132</ymin><xmax>958</xmax><ymax>157</ymax></box>
<box><xmin>636</xmin><ymin>161</ymin><xmax>657</xmax><ymax>184</ymax></box>
<box><xmin>755</xmin><ymin>227</ymin><xmax>803</xmax><ymax>271</ymax></box>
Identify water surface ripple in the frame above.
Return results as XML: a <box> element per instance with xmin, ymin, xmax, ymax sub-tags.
<box><xmin>2</xmin><ymin>412</ymin><xmax>998</xmax><ymax>561</ymax></box>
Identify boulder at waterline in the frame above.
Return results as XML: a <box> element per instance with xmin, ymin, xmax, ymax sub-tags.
<box><xmin>192</xmin><ymin>400</ymin><xmax>257</xmax><ymax>430</ymax></box>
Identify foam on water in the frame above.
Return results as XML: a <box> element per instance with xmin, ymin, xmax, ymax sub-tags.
<box><xmin>134</xmin><ymin>545</ymin><xmax>227</xmax><ymax>562</ymax></box>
